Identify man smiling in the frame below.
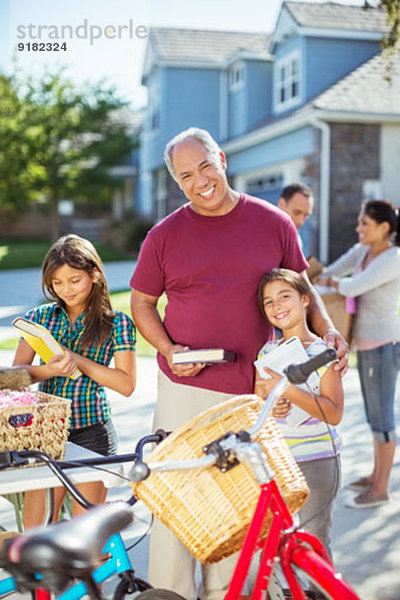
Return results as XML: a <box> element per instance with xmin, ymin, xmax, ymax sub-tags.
<box><xmin>130</xmin><ymin>127</ymin><xmax>347</xmax><ymax>600</ymax></box>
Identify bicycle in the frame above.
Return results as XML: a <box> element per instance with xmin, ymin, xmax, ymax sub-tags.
<box><xmin>0</xmin><ymin>434</ymin><xmax>180</xmax><ymax>600</ymax></box>
<box><xmin>127</xmin><ymin>348</ymin><xmax>361</xmax><ymax>600</ymax></box>
<box><xmin>0</xmin><ymin>350</ymin><xmax>361</xmax><ymax>599</ymax></box>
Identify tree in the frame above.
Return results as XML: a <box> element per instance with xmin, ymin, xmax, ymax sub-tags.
<box><xmin>0</xmin><ymin>75</ymin><xmax>36</xmax><ymax>210</ymax></box>
<box><xmin>375</xmin><ymin>0</ymin><xmax>400</xmax><ymax>80</ymax></box>
<box><xmin>380</xmin><ymin>0</ymin><xmax>400</xmax><ymax>50</ymax></box>
<box><xmin>0</xmin><ymin>70</ymin><xmax>137</xmax><ymax>239</ymax></box>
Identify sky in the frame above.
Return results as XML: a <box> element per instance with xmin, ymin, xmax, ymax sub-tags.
<box><xmin>1</xmin><ymin>0</ymin><xmax>370</xmax><ymax>109</ymax></box>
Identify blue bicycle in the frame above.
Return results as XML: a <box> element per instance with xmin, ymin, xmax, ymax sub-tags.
<box><xmin>0</xmin><ymin>434</ymin><xmax>182</xmax><ymax>600</ymax></box>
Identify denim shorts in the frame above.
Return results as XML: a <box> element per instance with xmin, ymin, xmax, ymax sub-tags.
<box><xmin>357</xmin><ymin>342</ymin><xmax>400</xmax><ymax>442</ymax></box>
<box><xmin>68</xmin><ymin>419</ymin><xmax>118</xmax><ymax>456</ymax></box>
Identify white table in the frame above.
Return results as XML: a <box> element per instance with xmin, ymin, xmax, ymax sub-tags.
<box><xmin>0</xmin><ymin>442</ymin><xmax>130</xmax><ymax>495</ymax></box>
<box><xmin>0</xmin><ymin>443</ymin><xmax>133</xmax><ymax>530</ymax></box>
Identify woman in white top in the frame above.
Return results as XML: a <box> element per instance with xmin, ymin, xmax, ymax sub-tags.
<box><xmin>318</xmin><ymin>200</ymin><xmax>400</xmax><ymax>508</ymax></box>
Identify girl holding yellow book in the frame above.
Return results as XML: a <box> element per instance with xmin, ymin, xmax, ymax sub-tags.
<box><xmin>13</xmin><ymin>234</ymin><xmax>136</xmax><ymax>528</ymax></box>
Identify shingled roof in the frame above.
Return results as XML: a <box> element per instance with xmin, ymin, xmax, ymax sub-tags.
<box><xmin>313</xmin><ymin>51</ymin><xmax>400</xmax><ymax>115</ymax></box>
<box><xmin>149</xmin><ymin>27</ymin><xmax>270</xmax><ymax>63</ymax></box>
<box><xmin>285</xmin><ymin>1</ymin><xmax>388</xmax><ymax>32</ymax></box>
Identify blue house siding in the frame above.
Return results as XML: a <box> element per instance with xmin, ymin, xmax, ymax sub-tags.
<box><xmin>304</xmin><ymin>37</ymin><xmax>379</xmax><ymax>101</ymax></box>
<box><xmin>137</xmin><ymin>170</ymin><xmax>153</xmax><ymax>217</ymax></box>
<box><xmin>229</xmin><ymin>81</ymin><xmax>248</xmax><ymax>138</ymax></box>
<box><xmin>140</xmin><ymin>67</ymin><xmax>221</xmax><ymax>172</ymax></box>
<box><xmin>164</xmin><ymin>68</ymin><xmax>221</xmax><ymax>142</ymax></box>
<box><xmin>274</xmin><ymin>34</ymin><xmax>305</xmax><ymax>61</ymax></box>
<box><xmin>246</xmin><ymin>60</ymin><xmax>272</xmax><ymax>131</ymax></box>
<box><xmin>229</xmin><ymin>60</ymin><xmax>272</xmax><ymax>138</ymax></box>
<box><xmin>227</xmin><ymin>126</ymin><xmax>314</xmax><ymax>174</ymax></box>
<box><xmin>137</xmin><ymin>127</ymin><xmax>156</xmax><ymax>216</ymax></box>
<box><xmin>140</xmin><ymin>68</ymin><xmax>166</xmax><ymax>173</ymax></box>
<box><xmin>142</xmin><ymin>67</ymin><xmax>221</xmax><ymax>175</ymax></box>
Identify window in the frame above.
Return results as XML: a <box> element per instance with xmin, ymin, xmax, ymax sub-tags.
<box><xmin>229</xmin><ymin>61</ymin><xmax>246</xmax><ymax>90</ymax></box>
<box><xmin>275</xmin><ymin>50</ymin><xmax>301</xmax><ymax>112</ymax></box>
<box><xmin>246</xmin><ymin>173</ymin><xmax>283</xmax><ymax>196</ymax></box>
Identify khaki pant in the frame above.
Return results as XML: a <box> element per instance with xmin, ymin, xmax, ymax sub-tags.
<box><xmin>148</xmin><ymin>371</ymin><xmax>240</xmax><ymax>600</ymax></box>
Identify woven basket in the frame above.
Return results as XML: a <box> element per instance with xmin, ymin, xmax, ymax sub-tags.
<box><xmin>133</xmin><ymin>394</ymin><xmax>309</xmax><ymax>563</ymax></box>
<box><xmin>0</xmin><ymin>390</ymin><xmax>71</xmax><ymax>460</ymax></box>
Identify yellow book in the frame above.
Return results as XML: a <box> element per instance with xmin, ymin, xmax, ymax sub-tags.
<box><xmin>12</xmin><ymin>317</ymin><xmax>82</xmax><ymax>380</ymax></box>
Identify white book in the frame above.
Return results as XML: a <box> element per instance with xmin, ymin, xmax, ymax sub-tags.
<box><xmin>172</xmin><ymin>348</ymin><xmax>236</xmax><ymax>365</ymax></box>
<box><xmin>254</xmin><ymin>336</ymin><xmax>319</xmax><ymax>427</ymax></box>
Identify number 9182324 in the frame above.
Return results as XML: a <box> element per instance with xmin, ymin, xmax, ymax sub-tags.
<box><xmin>18</xmin><ymin>42</ymin><xmax>67</xmax><ymax>51</ymax></box>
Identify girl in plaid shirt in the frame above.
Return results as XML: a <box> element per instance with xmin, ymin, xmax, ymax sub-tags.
<box><xmin>13</xmin><ymin>234</ymin><xmax>136</xmax><ymax>528</ymax></box>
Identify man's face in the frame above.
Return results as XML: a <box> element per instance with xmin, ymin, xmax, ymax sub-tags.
<box><xmin>171</xmin><ymin>138</ymin><xmax>231</xmax><ymax>216</ymax></box>
<box><xmin>278</xmin><ymin>192</ymin><xmax>314</xmax><ymax>230</ymax></box>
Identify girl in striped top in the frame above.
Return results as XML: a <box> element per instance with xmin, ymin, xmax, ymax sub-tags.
<box><xmin>254</xmin><ymin>268</ymin><xmax>343</xmax><ymax>557</ymax></box>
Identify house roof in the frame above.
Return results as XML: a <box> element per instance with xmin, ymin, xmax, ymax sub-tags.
<box><xmin>313</xmin><ymin>51</ymin><xmax>400</xmax><ymax>115</ymax></box>
<box><xmin>285</xmin><ymin>1</ymin><xmax>388</xmax><ymax>32</ymax></box>
<box><xmin>149</xmin><ymin>27</ymin><xmax>270</xmax><ymax>63</ymax></box>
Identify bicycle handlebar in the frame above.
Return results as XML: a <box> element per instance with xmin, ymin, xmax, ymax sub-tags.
<box><xmin>130</xmin><ymin>348</ymin><xmax>337</xmax><ymax>481</ymax></box>
<box><xmin>284</xmin><ymin>347</ymin><xmax>337</xmax><ymax>385</ymax></box>
<box><xmin>246</xmin><ymin>346</ymin><xmax>337</xmax><ymax>437</ymax></box>
<box><xmin>3</xmin><ymin>350</ymin><xmax>337</xmax><ymax>491</ymax></box>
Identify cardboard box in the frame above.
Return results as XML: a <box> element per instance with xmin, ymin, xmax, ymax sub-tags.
<box><xmin>320</xmin><ymin>290</ymin><xmax>353</xmax><ymax>343</ymax></box>
<box><xmin>307</xmin><ymin>257</ymin><xmax>353</xmax><ymax>343</ymax></box>
<box><xmin>306</xmin><ymin>256</ymin><xmax>324</xmax><ymax>283</ymax></box>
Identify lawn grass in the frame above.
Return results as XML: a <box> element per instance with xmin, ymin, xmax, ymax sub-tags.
<box><xmin>0</xmin><ymin>337</ymin><xmax>19</xmax><ymax>351</ymax></box>
<box><xmin>0</xmin><ymin>290</ymin><xmax>167</xmax><ymax>358</ymax></box>
<box><xmin>110</xmin><ymin>290</ymin><xmax>167</xmax><ymax>357</ymax></box>
<box><xmin>0</xmin><ymin>238</ymin><xmax>131</xmax><ymax>270</ymax></box>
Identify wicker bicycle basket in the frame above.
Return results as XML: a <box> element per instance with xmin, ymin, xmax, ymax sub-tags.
<box><xmin>132</xmin><ymin>394</ymin><xmax>309</xmax><ymax>563</ymax></box>
<box><xmin>0</xmin><ymin>390</ymin><xmax>71</xmax><ymax>461</ymax></box>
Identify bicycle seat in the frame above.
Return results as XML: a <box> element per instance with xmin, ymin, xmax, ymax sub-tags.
<box><xmin>0</xmin><ymin>501</ymin><xmax>133</xmax><ymax>593</ymax></box>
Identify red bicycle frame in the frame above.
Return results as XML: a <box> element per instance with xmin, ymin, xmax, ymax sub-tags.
<box><xmin>36</xmin><ymin>590</ymin><xmax>51</xmax><ymax>600</ymax></box>
<box><xmin>225</xmin><ymin>480</ymin><xmax>360</xmax><ymax>600</ymax></box>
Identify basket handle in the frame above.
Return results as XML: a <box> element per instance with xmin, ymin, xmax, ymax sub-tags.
<box><xmin>162</xmin><ymin>394</ymin><xmax>263</xmax><ymax>444</ymax></box>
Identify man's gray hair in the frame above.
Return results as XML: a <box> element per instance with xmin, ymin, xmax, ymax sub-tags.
<box><xmin>164</xmin><ymin>127</ymin><xmax>222</xmax><ymax>181</ymax></box>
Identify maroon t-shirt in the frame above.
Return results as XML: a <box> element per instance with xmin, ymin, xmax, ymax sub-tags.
<box><xmin>130</xmin><ymin>194</ymin><xmax>308</xmax><ymax>394</ymax></box>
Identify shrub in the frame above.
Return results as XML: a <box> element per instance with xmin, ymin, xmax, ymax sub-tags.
<box><xmin>106</xmin><ymin>218</ymin><xmax>153</xmax><ymax>255</ymax></box>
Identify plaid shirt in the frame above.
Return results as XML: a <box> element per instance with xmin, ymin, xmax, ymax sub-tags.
<box><xmin>24</xmin><ymin>303</ymin><xmax>136</xmax><ymax>429</ymax></box>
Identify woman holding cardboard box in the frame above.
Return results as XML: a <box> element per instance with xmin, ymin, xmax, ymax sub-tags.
<box><xmin>317</xmin><ymin>200</ymin><xmax>400</xmax><ymax>508</ymax></box>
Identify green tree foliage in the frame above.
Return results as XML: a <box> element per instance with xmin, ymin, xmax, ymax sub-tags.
<box><xmin>0</xmin><ymin>70</ymin><xmax>136</xmax><ymax>239</ymax></box>
<box><xmin>379</xmin><ymin>0</ymin><xmax>400</xmax><ymax>80</ymax></box>
<box><xmin>0</xmin><ymin>75</ymin><xmax>34</xmax><ymax>209</ymax></box>
<box><xmin>380</xmin><ymin>0</ymin><xmax>400</xmax><ymax>49</ymax></box>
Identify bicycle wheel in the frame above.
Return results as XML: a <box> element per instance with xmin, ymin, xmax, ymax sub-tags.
<box><xmin>288</xmin><ymin>546</ymin><xmax>360</xmax><ymax>600</ymax></box>
<box><xmin>113</xmin><ymin>575</ymin><xmax>151</xmax><ymax>600</ymax></box>
<box><xmin>134</xmin><ymin>590</ymin><xmax>186</xmax><ymax>600</ymax></box>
